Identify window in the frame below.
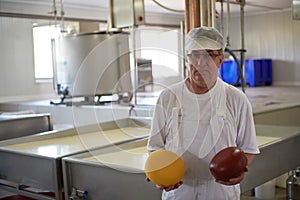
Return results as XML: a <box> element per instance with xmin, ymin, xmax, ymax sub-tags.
<box><xmin>32</xmin><ymin>25</ymin><xmax>61</xmax><ymax>80</ymax></box>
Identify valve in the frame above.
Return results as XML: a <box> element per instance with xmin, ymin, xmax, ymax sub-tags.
<box><xmin>69</xmin><ymin>188</ymin><xmax>88</xmax><ymax>200</ymax></box>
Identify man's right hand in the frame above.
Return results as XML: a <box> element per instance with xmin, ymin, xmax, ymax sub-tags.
<box><xmin>145</xmin><ymin>177</ymin><xmax>183</xmax><ymax>192</ymax></box>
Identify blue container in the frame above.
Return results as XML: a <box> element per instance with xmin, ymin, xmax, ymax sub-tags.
<box><xmin>245</xmin><ymin>59</ymin><xmax>272</xmax><ymax>86</ymax></box>
<box><xmin>220</xmin><ymin>59</ymin><xmax>272</xmax><ymax>87</ymax></box>
<box><xmin>220</xmin><ymin>60</ymin><xmax>240</xmax><ymax>85</ymax></box>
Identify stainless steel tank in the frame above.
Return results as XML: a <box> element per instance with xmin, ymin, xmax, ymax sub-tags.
<box><xmin>0</xmin><ymin>113</ymin><xmax>53</xmax><ymax>140</ymax></box>
<box><xmin>52</xmin><ymin>31</ymin><xmax>132</xmax><ymax>102</ymax></box>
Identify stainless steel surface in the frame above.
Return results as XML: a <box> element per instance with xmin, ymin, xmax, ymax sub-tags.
<box><xmin>53</xmin><ymin>31</ymin><xmax>132</xmax><ymax>99</ymax></box>
<box><xmin>0</xmin><ymin>113</ymin><xmax>53</xmax><ymax>141</ymax></box>
<box><xmin>62</xmin><ymin>139</ymin><xmax>161</xmax><ymax>200</ymax></box>
<box><xmin>241</xmin><ymin>124</ymin><xmax>300</xmax><ymax>193</ymax></box>
<box><xmin>62</xmin><ymin>124</ymin><xmax>300</xmax><ymax>199</ymax></box>
<box><xmin>0</xmin><ymin>118</ymin><xmax>150</xmax><ymax>200</ymax></box>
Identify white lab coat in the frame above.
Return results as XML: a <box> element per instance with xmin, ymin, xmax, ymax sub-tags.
<box><xmin>148</xmin><ymin>78</ymin><xmax>260</xmax><ymax>200</ymax></box>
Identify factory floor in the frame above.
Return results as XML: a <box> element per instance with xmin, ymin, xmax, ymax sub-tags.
<box><xmin>241</xmin><ymin>187</ymin><xmax>287</xmax><ymax>200</ymax></box>
<box><xmin>0</xmin><ymin>187</ymin><xmax>288</xmax><ymax>200</ymax></box>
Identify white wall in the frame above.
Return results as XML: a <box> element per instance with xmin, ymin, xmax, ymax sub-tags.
<box><xmin>0</xmin><ymin>17</ymin><xmax>56</xmax><ymax>101</ymax></box>
<box><xmin>228</xmin><ymin>10</ymin><xmax>300</xmax><ymax>86</ymax></box>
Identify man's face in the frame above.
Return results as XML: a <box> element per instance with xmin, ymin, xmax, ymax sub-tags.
<box><xmin>187</xmin><ymin>49</ymin><xmax>224</xmax><ymax>89</ymax></box>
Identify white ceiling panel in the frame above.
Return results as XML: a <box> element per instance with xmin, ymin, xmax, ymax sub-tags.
<box><xmin>1</xmin><ymin>0</ymin><xmax>293</xmax><ymax>15</ymax></box>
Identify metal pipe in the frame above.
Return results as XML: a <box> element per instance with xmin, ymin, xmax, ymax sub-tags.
<box><xmin>207</xmin><ymin>0</ymin><xmax>211</xmax><ymax>27</ymax></box>
<box><xmin>226</xmin><ymin>0</ymin><xmax>230</xmax><ymax>46</ymax></box>
<box><xmin>185</xmin><ymin>0</ymin><xmax>190</xmax><ymax>33</ymax></box>
<box><xmin>132</xmin><ymin>27</ymin><xmax>138</xmax><ymax>105</ymax></box>
<box><xmin>60</xmin><ymin>0</ymin><xmax>65</xmax><ymax>32</ymax></box>
<box><xmin>192</xmin><ymin>0</ymin><xmax>200</xmax><ymax>28</ymax></box>
<box><xmin>220</xmin><ymin>0</ymin><xmax>224</xmax><ymax>35</ymax></box>
<box><xmin>51</xmin><ymin>0</ymin><xmax>57</xmax><ymax>26</ymax></box>
<box><xmin>240</xmin><ymin>0</ymin><xmax>246</xmax><ymax>93</ymax></box>
<box><xmin>211</xmin><ymin>0</ymin><xmax>216</xmax><ymax>28</ymax></box>
<box><xmin>180</xmin><ymin>21</ymin><xmax>186</xmax><ymax>79</ymax></box>
<box><xmin>200</xmin><ymin>0</ymin><xmax>208</xmax><ymax>26</ymax></box>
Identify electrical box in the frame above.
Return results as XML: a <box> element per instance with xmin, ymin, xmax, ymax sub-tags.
<box><xmin>110</xmin><ymin>0</ymin><xmax>145</xmax><ymax>28</ymax></box>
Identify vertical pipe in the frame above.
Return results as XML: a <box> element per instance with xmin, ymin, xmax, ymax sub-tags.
<box><xmin>192</xmin><ymin>0</ymin><xmax>200</xmax><ymax>28</ymax></box>
<box><xmin>220</xmin><ymin>0</ymin><xmax>224</xmax><ymax>35</ymax></box>
<box><xmin>180</xmin><ymin>21</ymin><xmax>186</xmax><ymax>79</ymax></box>
<box><xmin>60</xmin><ymin>0</ymin><xmax>65</xmax><ymax>32</ymax></box>
<box><xmin>51</xmin><ymin>39</ymin><xmax>58</xmax><ymax>95</ymax></box>
<box><xmin>52</xmin><ymin>0</ymin><xmax>57</xmax><ymax>26</ymax></box>
<box><xmin>132</xmin><ymin>27</ymin><xmax>138</xmax><ymax>105</ymax></box>
<box><xmin>199</xmin><ymin>0</ymin><xmax>202</xmax><ymax>26</ymax></box>
<box><xmin>226</xmin><ymin>0</ymin><xmax>230</xmax><ymax>46</ymax></box>
<box><xmin>185</xmin><ymin>0</ymin><xmax>190</xmax><ymax>33</ymax></box>
<box><xmin>211</xmin><ymin>0</ymin><xmax>216</xmax><ymax>28</ymax></box>
<box><xmin>207</xmin><ymin>0</ymin><xmax>211</xmax><ymax>27</ymax></box>
<box><xmin>198</xmin><ymin>0</ymin><xmax>201</xmax><ymax>27</ymax></box>
<box><xmin>240</xmin><ymin>0</ymin><xmax>246</xmax><ymax>93</ymax></box>
<box><xmin>200</xmin><ymin>0</ymin><xmax>208</xmax><ymax>26</ymax></box>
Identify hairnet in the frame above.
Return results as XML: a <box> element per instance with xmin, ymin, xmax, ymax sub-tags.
<box><xmin>185</xmin><ymin>26</ymin><xmax>225</xmax><ymax>53</ymax></box>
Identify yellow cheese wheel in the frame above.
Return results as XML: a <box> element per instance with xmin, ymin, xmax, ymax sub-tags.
<box><xmin>144</xmin><ymin>149</ymin><xmax>185</xmax><ymax>187</ymax></box>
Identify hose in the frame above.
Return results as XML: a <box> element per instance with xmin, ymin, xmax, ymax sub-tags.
<box><xmin>224</xmin><ymin>47</ymin><xmax>243</xmax><ymax>86</ymax></box>
<box><xmin>152</xmin><ymin>0</ymin><xmax>184</xmax><ymax>13</ymax></box>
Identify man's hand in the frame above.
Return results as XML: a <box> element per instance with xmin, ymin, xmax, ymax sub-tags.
<box><xmin>145</xmin><ymin>177</ymin><xmax>183</xmax><ymax>192</ymax></box>
<box><xmin>216</xmin><ymin>166</ymin><xmax>248</xmax><ymax>186</ymax></box>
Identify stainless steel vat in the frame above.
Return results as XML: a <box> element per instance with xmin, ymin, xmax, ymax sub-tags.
<box><xmin>62</xmin><ymin>139</ymin><xmax>161</xmax><ymax>200</ymax></box>
<box><xmin>0</xmin><ymin>113</ymin><xmax>53</xmax><ymax>141</ymax></box>
<box><xmin>241</xmin><ymin>125</ymin><xmax>300</xmax><ymax>193</ymax></box>
<box><xmin>0</xmin><ymin>118</ymin><xmax>150</xmax><ymax>200</ymax></box>
<box><xmin>52</xmin><ymin>31</ymin><xmax>132</xmax><ymax>101</ymax></box>
<box><xmin>61</xmin><ymin>124</ymin><xmax>300</xmax><ymax>199</ymax></box>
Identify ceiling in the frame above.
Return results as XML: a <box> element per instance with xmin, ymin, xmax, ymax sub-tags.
<box><xmin>58</xmin><ymin>0</ymin><xmax>292</xmax><ymax>15</ymax></box>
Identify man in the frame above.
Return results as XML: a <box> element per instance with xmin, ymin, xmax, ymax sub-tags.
<box><xmin>147</xmin><ymin>26</ymin><xmax>260</xmax><ymax>200</ymax></box>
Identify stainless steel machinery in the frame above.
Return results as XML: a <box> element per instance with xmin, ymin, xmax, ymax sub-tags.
<box><xmin>61</xmin><ymin>124</ymin><xmax>300</xmax><ymax>199</ymax></box>
<box><xmin>0</xmin><ymin>113</ymin><xmax>53</xmax><ymax>140</ymax></box>
<box><xmin>241</xmin><ymin>125</ymin><xmax>300</xmax><ymax>192</ymax></box>
<box><xmin>0</xmin><ymin>118</ymin><xmax>150</xmax><ymax>200</ymax></box>
<box><xmin>62</xmin><ymin>138</ymin><xmax>161</xmax><ymax>200</ymax></box>
<box><xmin>52</xmin><ymin>31</ymin><xmax>133</xmax><ymax>104</ymax></box>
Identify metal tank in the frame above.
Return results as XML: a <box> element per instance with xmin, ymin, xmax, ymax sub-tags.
<box><xmin>52</xmin><ymin>31</ymin><xmax>132</xmax><ymax>102</ymax></box>
<box><xmin>0</xmin><ymin>113</ymin><xmax>53</xmax><ymax>140</ymax></box>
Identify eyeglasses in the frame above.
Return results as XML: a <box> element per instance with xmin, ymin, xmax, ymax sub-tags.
<box><xmin>187</xmin><ymin>53</ymin><xmax>222</xmax><ymax>61</ymax></box>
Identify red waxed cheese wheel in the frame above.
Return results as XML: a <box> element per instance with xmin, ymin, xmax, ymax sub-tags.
<box><xmin>209</xmin><ymin>146</ymin><xmax>247</xmax><ymax>182</ymax></box>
